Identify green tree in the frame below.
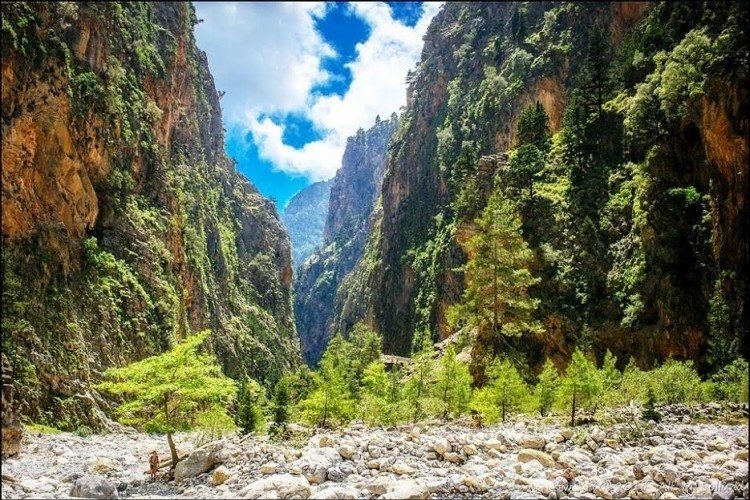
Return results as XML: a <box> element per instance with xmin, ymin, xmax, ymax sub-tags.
<box><xmin>434</xmin><ymin>346</ymin><xmax>473</xmax><ymax>420</ymax></box>
<box><xmin>506</xmin><ymin>144</ymin><xmax>545</xmax><ymax>201</ymax></box>
<box><xmin>470</xmin><ymin>359</ymin><xmax>529</xmax><ymax>423</ymax></box>
<box><xmin>359</xmin><ymin>360</ymin><xmax>405</xmax><ymax>426</ymax></box>
<box><xmin>296</xmin><ymin>347</ymin><xmax>355</xmax><ymax>428</ymax></box>
<box><xmin>517</xmin><ymin>101</ymin><xmax>551</xmax><ymax>151</ymax></box>
<box><xmin>451</xmin><ymin>192</ymin><xmax>543</xmax><ymax>382</ymax></box>
<box><xmin>97</xmin><ymin>331</ymin><xmax>236</xmax><ymax>467</ymax></box>
<box><xmin>710</xmin><ymin>358</ymin><xmax>749</xmax><ymax>403</ymax></box>
<box><xmin>235</xmin><ymin>377</ymin><xmax>266</xmax><ymax>434</ymax></box>
<box><xmin>271</xmin><ymin>376</ymin><xmax>291</xmax><ymax>429</ymax></box>
<box><xmin>534</xmin><ymin>359</ymin><xmax>560</xmax><ymax>416</ymax></box>
<box><xmin>404</xmin><ymin>337</ymin><xmax>439</xmax><ymax>422</ymax></box>
<box><xmin>599</xmin><ymin>350</ymin><xmax>621</xmax><ymax>404</ymax></box>
<box><xmin>651</xmin><ymin>359</ymin><xmax>702</xmax><ymax>404</ymax></box>
<box><xmin>348</xmin><ymin>322</ymin><xmax>383</xmax><ymax>393</ymax></box>
<box><xmin>559</xmin><ymin>349</ymin><xmax>602</xmax><ymax>426</ymax></box>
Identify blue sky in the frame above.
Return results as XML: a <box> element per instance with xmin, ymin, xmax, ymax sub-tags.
<box><xmin>194</xmin><ymin>2</ymin><xmax>441</xmax><ymax>209</ymax></box>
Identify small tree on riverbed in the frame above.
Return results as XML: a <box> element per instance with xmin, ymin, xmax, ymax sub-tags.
<box><xmin>97</xmin><ymin>330</ymin><xmax>236</xmax><ymax>468</ymax></box>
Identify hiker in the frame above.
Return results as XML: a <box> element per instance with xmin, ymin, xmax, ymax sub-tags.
<box><xmin>149</xmin><ymin>450</ymin><xmax>159</xmax><ymax>481</ymax></box>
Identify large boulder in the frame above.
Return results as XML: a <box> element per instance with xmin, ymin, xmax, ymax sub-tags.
<box><xmin>292</xmin><ymin>447</ymin><xmax>342</xmax><ymax>484</ymax></box>
<box><xmin>174</xmin><ymin>441</ymin><xmax>225</xmax><ymax>481</ymax></box>
<box><xmin>240</xmin><ymin>473</ymin><xmax>311</xmax><ymax>499</ymax></box>
<box><xmin>311</xmin><ymin>484</ymin><xmax>359</xmax><ymax>499</ymax></box>
<box><xmin>519</xmin><ymin>436</ymin><xmax>546</xmax><ymax>450</ymax></box>
<box><xmin>381</xmin><ymin>479</ymin><xmax>430</xmax><ymax>499</ymax></box>
<box><xmin>69</xmin><ymin>475</ymin><xmax>119</xmax><ymax>499</ymax></box>
<box><xmin>517</xmin><ymin>449</ymin><xmax>556</xmax><ymax>468</ymax></box>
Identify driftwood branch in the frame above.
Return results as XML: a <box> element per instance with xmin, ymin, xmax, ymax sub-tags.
<box><xmin>143</xmin><ymin>453</ymin><xmax>188</xmax><ymax>474</ymax></box>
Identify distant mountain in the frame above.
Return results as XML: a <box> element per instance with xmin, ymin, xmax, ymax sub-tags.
<box><xmin>282</xmin><ymin>181</ymin><xmax>332</xmax><ymax>268</ymax></box>
<box><xmin>294</xmin><ymin>115</ymin><xmax>398</xmax><ymax>364</ymax></box>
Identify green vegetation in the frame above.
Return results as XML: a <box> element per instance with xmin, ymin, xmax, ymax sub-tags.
<box><xmin>97</xmin><ymin>331</ymin><xmax>236</xmax><ymax>467</ymax></box>
<box><xmin>448</xmin><ymin>192</ymin><xmax>542</xmax><ymax>382</ymax></box>
<box><xmin>276</xmin><ymin>326</ymin><xmax>747</xmax><ymax>430</ymax></box>
<box><xmin>235</xmin><ymin>377</ymin><xmax>267</xmax><ymax>435</ymax></box>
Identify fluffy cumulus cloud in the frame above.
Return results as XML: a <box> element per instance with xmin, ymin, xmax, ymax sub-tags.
<box><xmin>195</xmin><ymin>2</ymin><xmax>442</xmax><ymax>181</ymax></box>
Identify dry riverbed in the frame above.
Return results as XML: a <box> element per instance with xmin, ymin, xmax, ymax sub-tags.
<box><xmin>1</xmin><ymin>405</ymin><xmax>748</xmax><ymax>499</ymax></box>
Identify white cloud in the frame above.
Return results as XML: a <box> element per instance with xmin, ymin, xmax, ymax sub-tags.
<box><xmin>194</xmin><ymin>2</ymin><xmax>333</xmax><ymax>119</ymax></box>
<box><xmin>194</xmin><ymin>2</ymin><xmax>442</xmax><ymax>181</ymax></box>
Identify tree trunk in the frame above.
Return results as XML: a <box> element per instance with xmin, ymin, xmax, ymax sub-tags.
<box><xmin>570</xmin><ymin>387</ymin><xmax>577</xmax><ymax>427</ymax></box>
<box><xmin>167</xmin><ymin>432</ymin><xmax>179</xmax><ymax>469</ymax></box>
<box><xmin>321</xmin><ymin>386</ymin><xmax>329</xmax><ymax>428</ymax></box>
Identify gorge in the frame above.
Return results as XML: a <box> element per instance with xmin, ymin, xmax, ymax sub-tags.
<box><xmin>1</xmin><ymin>2</ymin><xmax>748</xmax><ymax>499</ymax></box>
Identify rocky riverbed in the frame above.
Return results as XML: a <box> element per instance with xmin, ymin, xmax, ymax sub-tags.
<box><xmin>1</xmin><ymin>406</ymin><xmax>748</xmax><ymax>499</ymax></box>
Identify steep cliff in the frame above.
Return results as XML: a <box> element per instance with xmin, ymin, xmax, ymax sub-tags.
<box><xmin>1</xmin><ymin>2</ymin><xmax>300</xmax><ymax>436</ymax></box>
<box><xmin>294</xmin><ymin>115</ymin><xmax>397</xmax><ymax>365</ymax></box>
<box><xmin>337</xmin><ymin>2</ymin><xmax>748</xmax><ymax>369</ymax></box>
<box><xmin>281</xmin><ymin>180</ymin><xmax>331</xmax><ymax>268</ymax></box>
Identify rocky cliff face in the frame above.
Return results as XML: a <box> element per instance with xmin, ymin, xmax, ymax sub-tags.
<box><xmin>294</xmin><ymin>116</ymin><xmax>397</xmax><ymax>365</ymax></box>
<box><xmin>337</xmin><ymin>2</ymin><xmax>748</xmax><ymax>368</ymax></box>
<box><xmin>282</xmin><ymin>180</ymin><xmax>331</xmax><ymax>268</ymax></box>
<box><xmin>1</xmin><ymin>2</ymin><xmax>300</xmax><ymax>438</ymax></box>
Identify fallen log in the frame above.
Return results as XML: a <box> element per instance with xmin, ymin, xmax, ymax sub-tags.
<box><xmin>142</xmin><ymin>453</ymin><xmax>188</xmax><ymax>474</ymax></box>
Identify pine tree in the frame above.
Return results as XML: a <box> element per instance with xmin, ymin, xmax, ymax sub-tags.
<box><xmin>96</xmin><ymin>331</ymin><xmax>236</xmax><ymax>468</ymax></box>
<box><xmin>296</xmin><ymin>346</ymin><xmax>355</xmax><ymax>428</ymax></box>
<box><xmin>454</xmin><ymin>192</ymin><xmax>543</xmax><ymax>382</ymax></box>
<box><xmin>517</xmin><ymin>101</ymin><xmax>551</xmax><ymax>151</ymax></box>
<box><xmin>560</xmin><ymin>349</ymin><xmax>602</xmax><ymax>426</ymax></box>
<box><xmin>359</xmin><ymin>360</ymin><xmax>405</xmax><ymax>426</ymax></box>
<box><xmin>599</xmin><ymin>350</ymin><xmax>621</xmax><ymax>405</ymax></box>
<box><xmin>271</xmin><ymin>376</ymin><xmax>291</xmax><ymax>429</ymax></box>
<box><xmin>434</xmin><ymin>346</ymin><xmax>473</xmax><ymax>420</ymax></box>
<box><xmin>235</xmin><ymin>377</ymin><xmax>266</xmax><ymax>434</ymax></box>
<box><xmin>470</xmin><ymin>359</ymin><xmax>528</xmax><ymax>423</ymax></box>
<box><xmin>348</xmin><ymin>322</ymin><xmax>383</xmax><ymax>394</ymax></box>
<box><xmin>534</xmin><ymin>359</ymin><xmax>560</xmax><ymax>416</ymax></box>
<box><xmin>404</xmin><ymin>337</ymin><xmax>439</xmax><ymax>422</ymax></box>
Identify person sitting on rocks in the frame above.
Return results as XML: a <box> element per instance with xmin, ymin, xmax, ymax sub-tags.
<box><xmin>149</xmin><ymin>450</ymin><xmax>159</xmax><ymax>481</ymax></box>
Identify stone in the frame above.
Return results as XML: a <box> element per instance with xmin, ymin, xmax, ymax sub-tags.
<box><xmin>629</xmin><ymin>481</ymin><xmax>659</xmax><ymax>499</ymax></box>
<box><xmin>70</xmin><ymin>475</ymin><xmax>119</xmax><ymax>499</ymax></box>
<box><xmin>463</xmin><ymin>444</ymin><xmax>478</xmax><ymax>456</ymax></box>
<box><xmin>707</xmin><ymin>439</ymin><xmax>730</xmax><ymax>452</ymax></box>
<box><xmin>293</xmin><ymin>447</ymin><xmax>342</xmax><ymax>484</ymax></box>
<box><xmin>560</xmin><ymin>429</ymin><xmax>574</xmax><ymax>441</ymax></box>
<box><xmin>431</xmin><ymin>437</ymin><xmax>450</xmax><ymax>455</ymax></box>
<box><xmin>337</xmin><ymin>444</ymin><xmax>355</xmax><ymax>460</ymax></box>
<box><xmin>734</xmin><ymin>449</ymin><xmax>748</xmax><ymax>461</ymax></box>
<box><xmin>603</xmin><ymin>439</ymin><xmax>620</xmax><ymax>450</ymax></box>
<box><xmin>590</xmin><ymin>428</ymin><xmax>606</xmax><ymax>443</ymax></box>
<box><xmin>211</xmin><ymin>466</ymin><xmax>230</xmax><ymax>486</ymax></box>
<box><xmin>368</xmin><ymin>445</ymin><xmax>382</xmax><ymax>459</ymax></box>
<box><xmin>310</xmin><ymin>435</ymin><xmax>335</xmax><ymax>448</ymax></box>
<box><xmin>364</xmin><ymin>477</ymin><xmax>391</xmax><ymax>495</ymax></box>
<box><xmin>443</xmin><ymin>452</ymin><xmax>463</xmax><ymax>463</ymax></box>
<box><xmin>517</xmin><ymin>449</ymin><xmax>556</xmax><ymax>468</ymax></box>
<box><xmin>240</xmin><ymin>474</ymin><xmax>311</xmax><ymax>499</ymax></box>
<box><xmin>311</xmin><ymin>484</ymin><xmax>359</xmax><ymax>499</ymax></box>
<box><xmin>556</xmin><ymin>451</ymin><xmax>589</xmax><ymax>468</ymax></box>
<box><xmin>326</xmin><ymin>462</ymin><xmax>356</xmax><ymax>482</ymax></box>
<box><xmin>520</xmin><ymin>436</ymin><xmax>546</xmax><ymax>449</ymax></box>
<box><xmin>175</xmin><ymin>446</ymin><xmax>218</xmax><ymax>481</ymax></box>
<box><xmin>485</xmin><ymin>437</ymin><xmax>505</xmax><ymax>451</ymax></box>
<box><xmin>392</xmin><ymin>461</ymin><xmax>416</xmax><ymax>475</ymax></box>
<box><xmin>529</xmin><ymin>477</ymin><xmax>556</xmax><ymax>496</ymax></box>
<box><xmin>84</xmin><ymin>457</ymin><xmax>121</xmax><ymax>474</ymax></box>
<box><xmin>381</xmin><ymin>479</ymin><xmax>430</xmax><ymax>499</ymax></box>
<box><xmin>260</xmin><ymin>463</ymin><xmax>278</xmax><ymax>475</ymax></box>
